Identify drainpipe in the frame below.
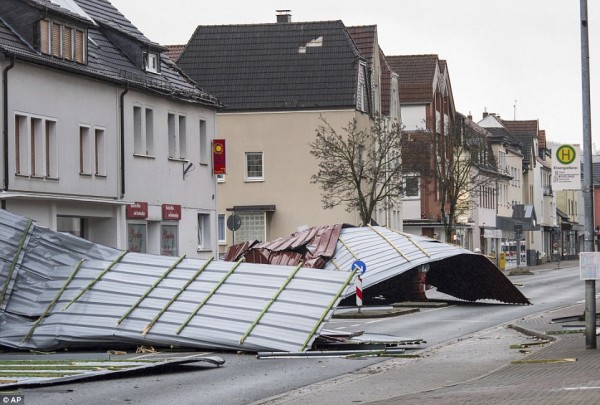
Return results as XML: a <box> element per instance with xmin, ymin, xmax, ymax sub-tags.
<box><xmin>119</xmin><ymin>83</ymin><xmax>128</xmax><ymax>198</ymax></box>
<box><xmin>2</xmin><ymin>54</ymin><xmax>15</xmax><ymax>210</ymax></box>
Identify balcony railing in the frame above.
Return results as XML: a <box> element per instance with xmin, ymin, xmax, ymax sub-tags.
<box><xmin>543</xmin><ymin>185</ymin><xmax>553</xmax><ymax>196</ymax></box>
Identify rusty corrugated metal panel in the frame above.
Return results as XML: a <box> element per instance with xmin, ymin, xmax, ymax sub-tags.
<box><xmin>225</xmin><ymin>240</ymin><xmax>258</xmax><ymax>261</ymax></box>
<box><xmin>230</xmin><ymin>225</ymin><xmax>343</xmax><ymax>268</ymax></box>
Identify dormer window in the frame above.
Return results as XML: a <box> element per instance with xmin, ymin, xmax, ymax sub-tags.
<box><xmin>39</xmin><ymin>19</ymin><xmax>86</xmax><ymax>64</ymax></box>
<box><xmin>145</xmin><ymin>52</ymin><xmax>160</xmax><ymax>73</ymax></box>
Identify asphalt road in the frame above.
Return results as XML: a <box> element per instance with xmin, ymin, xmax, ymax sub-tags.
<box><xmin>15</xmin><ymin>264</ymin><xmax>584</xmax><ymax>405</ymax></box>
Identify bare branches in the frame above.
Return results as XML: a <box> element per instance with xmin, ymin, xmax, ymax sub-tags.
<box><xmin>309</xmin><ymin>116</ymin><xmax>403</xmax><ymax>225</ymax></box>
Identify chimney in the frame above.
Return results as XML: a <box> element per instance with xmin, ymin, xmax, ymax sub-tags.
<box><xmin>276</xmin><ymin>10</ymin><xmax>292</xmax><ymax>23</ymax></box>
<box><xmin>482</xmin><ymin>111</ymin><xmax>488</xmax><ymax>118</ymax></box>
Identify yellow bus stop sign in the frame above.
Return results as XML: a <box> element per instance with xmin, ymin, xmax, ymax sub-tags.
<box><xmin>556</xmin><ymin>145</ymin><xmax>576</xmax><ymax>165</ymax></box>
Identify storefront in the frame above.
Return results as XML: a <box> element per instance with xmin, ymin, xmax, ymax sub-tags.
<box><xmin>126</xmin><ymin>202</ymin><xmax>181</xmax><ymax>256</ymax></box>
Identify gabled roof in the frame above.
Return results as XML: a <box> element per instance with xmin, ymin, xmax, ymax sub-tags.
<box><xmin>346</xmin><ymin>25</ymin><xmax>377</xmax><ymax>63</ymax></box>
<box><xmin>0</xmin><ymin>0</ymin><xmax>219</xmax><ymax>107</ymax></box>
<box><xmin>386</xmin><ymin>54</ymin><xmax>440</xmax><ymax>103</ymax></box>
<box><xmin>502</xmin><ymin>120</ymin><xmax>539</xmax><ymax>168</ymax></box>
<box><xmin>165</xmin><ymin>44</ymin><xmax>186</xmax><ymax>63</ymax></box>
<box><xmin>177</xmin><ymin>21</ymin><xmax>364</xmax><ymax>111</ymax></box>
<box><xmin>387</xmin><ymin>54</ymin><xmax>439</xmax><ymax>83</ymax></box>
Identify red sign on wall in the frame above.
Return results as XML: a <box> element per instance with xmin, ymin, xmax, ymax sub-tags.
<box><xmin>126</xmin><ymin>202</ymin><xmax>148</xmax><ymax>219</ymax></box>
<box><xmin>213</xmin><ymin>139</ymin><xmax>226</xmax><ymax>175</ymax></box>
<box><xmin>162</xmin><ymin>204</ymin><xmax>181</xmax><ymax>221</ymax></box>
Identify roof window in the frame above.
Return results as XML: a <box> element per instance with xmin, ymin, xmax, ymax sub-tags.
<box><xmin>145</xmin><ymin>52</ymin><xmax>160</xmax><ymax>74</ymax></box>
<box><xmin>39</xmin><ymin>19</ymin><xmax>87</xmax><ymax>64</ymax></box>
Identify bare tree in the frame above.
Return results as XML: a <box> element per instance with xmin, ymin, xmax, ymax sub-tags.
<box><xmin>309</xmin><ymin>116</ymin><xmax>403</xmax><ymax>225</ymax></box>
<box><xmin>406</xmin><ymin>116</ymin><xmax>498</xmax><ymax>242</ymax></box>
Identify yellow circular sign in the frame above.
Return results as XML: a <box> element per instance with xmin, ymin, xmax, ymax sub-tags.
<box><xmin>556</xmin><ymin>145</ymin><xmax>576</xmax><ymax>165</ymax></box>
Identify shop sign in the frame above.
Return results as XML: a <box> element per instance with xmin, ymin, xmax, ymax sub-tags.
<box><xmin>213</xmin><ymin>139</ymin><xmax>226</xmax><ymax>175</ymax></box>
<box><xmin>162</xmin><ymin>204</ymin><xmax>181</xmax><ymax>221</ymax></box>
<box><xmin>126</xmin><ymin>202</ymin><xmax>148</xmax><ymax>219</ymax></box>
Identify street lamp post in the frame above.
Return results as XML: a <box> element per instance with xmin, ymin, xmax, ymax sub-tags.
<box><xmin>580</xmin><ymin>0</ymin><xmax>596</xmax><ymax>349</ymax></box>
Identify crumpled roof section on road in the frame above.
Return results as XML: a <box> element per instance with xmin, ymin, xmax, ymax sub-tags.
<box><xmin>228</xmin><ymin>224</ymin><xmax>531</xmax><ymax>305</ymax></box>
<box><xmin>0</xmin><ymin>210</ymin><xmax>353</xmax><ymax>353</ymax></box>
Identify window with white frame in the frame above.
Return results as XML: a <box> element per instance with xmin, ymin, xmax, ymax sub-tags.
<box><xmin>79</xmin><ymin>126</ymin><xmax>91</xmax><ymax>174</ymax></box>
<box><xmin>14</xmin><ymin>113</ymin><xmax>57</xmax><ymax>178</ymax></box>
<box><xmin>197</xmin><ymin>213</ymin><xmax>212</xmax><ymax>250</ymax></box>
<box><xmin>245</xmin><ymin>152</ymin><xmax>264</xmax><ymax>181</ymax></box>
<box><xmin>95</xmin><ymin>128</ymin><xmax>105</xmax><ymax>175</ymax></box>
<box><xmin>167</xmin><ymin>113</ymin><xmax>187</xmax><ymax>160</ymax></box>
<box><xmin>178</xmin><ymin>115</ymin><xmax>187</xmax><ymax>159</ymax></box>
<box><xmin>234</xmin><ymin>211</ymin><xmax>266</xmax><ymax>244</ymax></box>
<box><xmin>218</xmin><ymin>214</ymin><xmax>226</xmax><ymax>244</ymax></box>
<box><xmin>133</xmin><ymin>105</ymin><xmax>154</xmax><ymax>156</ymax></box>
<box><xmin>145</xmin><ymin>52</ymin><xmax>159</xmax><ymax>73</ymax></box>
<box><xmin>199</xmin><ymin>120</ymin><xmax>208</xmax><ymax>165</ymax></box>
<box><xmin>404</xmin><ymin>174</ymin><xmax>420</xmax><ymax>198</ymax></box>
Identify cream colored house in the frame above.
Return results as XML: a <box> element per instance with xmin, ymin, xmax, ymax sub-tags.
<box><xmin>175</xmin><ymin>15</ymin><xmax>401</xmax><ymax>253</ymax></box>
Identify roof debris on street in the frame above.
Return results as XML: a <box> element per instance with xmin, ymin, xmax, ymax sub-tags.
<box><xmin>227</xmin><ymin>224</ymin><xmax>531</xmax><ymax>305</ymax></box>
<box><xmin>0</xmin><ymin>210</ymin><xmax>355</xmax><ymax>353</ymax></box>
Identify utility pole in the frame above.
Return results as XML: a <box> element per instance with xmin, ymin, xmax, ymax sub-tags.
<box><xmin>580</xmin><ymin>0</ymin><xmax>596</xmax><ymax>349</ymax></box>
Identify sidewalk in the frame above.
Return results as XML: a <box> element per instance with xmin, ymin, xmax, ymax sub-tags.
<box><xmin>260</xmin><ymin>258</ymin><xmax>600</xmax><ymax>405</ymax></box>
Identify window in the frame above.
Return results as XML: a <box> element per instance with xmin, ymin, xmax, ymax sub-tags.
<box><xmin>178</xmin><ymin>115</ymin><xmax>187</xmax><ymax>159</ymax></box>
<box><xmin>95</xmin><ymin>128</ymin><xmax>105</xmax><ymax>175</ymax></box>
<box><xmin>46</xmin><ymin>121</ymin><xmax>57</xmax><ymax>178</ymax></box>
<box><xmin>160</xmin><ymin>224</ymin><xmax>178</xmax><ymax>256</ymax></box>
<box><xmin>15</xmin><ymin>113</ymin><xmax>57</xmax><ymax>178</ymax></box>
<box><xmin>39</xmin><ymin>19</ymin><xmax>86</xmax><ymax>64</ymax></box>
<box><xmin>218</xmin><ymin>214</ymin><xmax>226</xmax><ymax>244</ymax></box>
<box><xmin>168</xmin><ymin>113</ymin><xmax>176</xmax><ymax>158</ymax></box>
<box><xmin>199</xmin><ymin>120</ymin><xmax>208</xmax><ymax>164</ymax></box>
<box><xmin>168</xmin><ymin>113</ymin><xmax>187</xmax><ymax>160</ymax></box>
<box><xmin>145</xmin><ymin>52</ymin><xmax>159</xmax><ymax>73</ymax></box>
<box><xmin>235</xmin><ymin>211</ymin><xmax>266</xmax><ymax>244</ymax></box>
<box><xmin>79</xmin><ymin>126</ymin><xmax>91</xmax><ymax>174</ymax></box>
<box><xmin>197</xmin><ymin>213</ymin><xmax>212</xmax><ymax>250</ymax></box>
<box><xmin>133</xmin><ymin>106</ymin><xmax>154</xmax><ymax>156</ymax></box>
<box><xmin>127</xmin><ymin>223</ymin><xmax>147</xmax><ymax>253</ymax></box>
<box><xmin>245</xmin><ymin>152</ymin><xmax>264</xmax><ymax>181</ymax></box>
<box><xmin>404</xmin><ymin>175</ymin><xmax>420</xmax><ymax>198</ymax></box>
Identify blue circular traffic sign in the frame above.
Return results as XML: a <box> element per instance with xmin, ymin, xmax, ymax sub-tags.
<box><xmin>352</xmin><ymin>260</ymin><xmax>367</xmax><ymax>275</ymax></box>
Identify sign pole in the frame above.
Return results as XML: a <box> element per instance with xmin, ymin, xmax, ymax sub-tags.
<box><xmin>355</xmin><ymin>276</ymin><xmax>363</xmax><ymax>312</ymax></box>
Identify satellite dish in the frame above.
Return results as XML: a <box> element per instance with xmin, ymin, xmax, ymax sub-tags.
<box><xmin>227</xmin><ymin>214</ymin><xmax>242</xmax><ymax>231</ymax></box>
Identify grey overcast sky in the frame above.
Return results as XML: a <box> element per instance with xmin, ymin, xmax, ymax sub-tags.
<box><xmin>109</xmin><ymin>0</ymin><xmax>599</xmax><ymax>147</ymax></box>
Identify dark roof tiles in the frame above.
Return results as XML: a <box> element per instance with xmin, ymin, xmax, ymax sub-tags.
<box><xmin>177</xmin><ymin>21</ymin><xmax>363</xmax><ymax>111</ymax></box>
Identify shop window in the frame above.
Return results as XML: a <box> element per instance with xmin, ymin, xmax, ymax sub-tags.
<box><xmin>128</xmin><ymin>223</ymin><xmax>147</xmax><ymax>253</ymax></box>
<box><xmin>160</xmin><ymin>224</ymin><xmax>178</xmax><ymax>256</ymax></box>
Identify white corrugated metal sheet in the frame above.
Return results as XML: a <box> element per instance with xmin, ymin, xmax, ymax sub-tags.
<box><xmin>0</xmin><ymin>210</ymin><xmax>353</xmax><ymax>352</ymax></box>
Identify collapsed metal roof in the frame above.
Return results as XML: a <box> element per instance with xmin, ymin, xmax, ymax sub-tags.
<box><xmin>0</xmin><ymin>210</ymin><xmax>354</xmax><ymax>352</ymax></box>
<box><xmin>228</xmin><ymin>225</ymin><xmax>531</xmax><ymax>305</ymax></box>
